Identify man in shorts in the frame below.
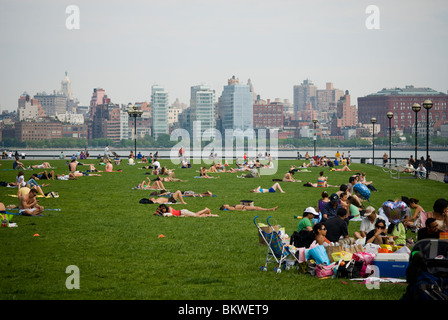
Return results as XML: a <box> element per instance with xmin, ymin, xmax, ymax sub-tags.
<box><xmin>18</xmin><ymin>188</ymin><xmax>44</xmax><ymax>216</ymax></box>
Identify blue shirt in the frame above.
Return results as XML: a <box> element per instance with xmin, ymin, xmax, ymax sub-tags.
<box><xmin>321</xmin><ymin>201</ymin><xmax>342</xmax><ymax>219</ymax></box>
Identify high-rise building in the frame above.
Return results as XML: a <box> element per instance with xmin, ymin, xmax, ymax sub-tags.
<box><xmin>357</xmin><ymin>85</ymin><xmax>448</xmax><ymax>135</ymax></box>
<box><xmin>89</xmin><ymin>88</ymin><xmax>110</xmax><ymax>120</ymax></box>
<box><xmin>151</xmin><ymin>85</ymin><xmax>169</xmax><ymax>139</ymax></box>
<box><xmin>34</xmin><ymin>91</ymin><xmax>67</xmax><ymax>117</ymax></box>
<box><xmin>218</xmin><ymin>76</ymin><xmax>253</xmax><ymax>131</ymax></box>
<box><xmin>316</xmin><ymin>82</ymin><xmax>344</xmax><ymax>117</ymax></box>
<box><xmin>293</xmin><ymin>79</ymin><xmax>317</xmax><ymax>115</ymax></box>
<box><xmin>331</xmin><ymin>90</ymin><xmax>357</xmax><ymax>136</ymax></box>
<box><xmin>190</xmin><ymin>84</ymin><xmax>216</xmax><ymax>140</ymax></box>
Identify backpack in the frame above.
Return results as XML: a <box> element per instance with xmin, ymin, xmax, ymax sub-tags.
<box><xmin>290</xmin><ymin>230</ymin><xmax>315</xmax><ymax>248</ymax></box>
<box><xmin>407</xmin><ymin>239</ymin><xmax>448</xmax><ymax>283</ymax></box>
<box><xmin>402</xmin><ymin>271</ymin><xmax>448</xmax><ymax>300</ymax></box>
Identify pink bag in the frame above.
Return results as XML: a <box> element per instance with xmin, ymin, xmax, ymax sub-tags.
<box><xmin>352</xmin><ymin>252</ymin><xmax>375</xmax><ymax>265</ymax></box>
<box><xmin>315</xmin><ymin>263</ymin><xmax>335</xmax><ymax>278</ymax></box>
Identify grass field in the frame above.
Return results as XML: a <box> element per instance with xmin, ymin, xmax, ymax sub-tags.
<box><xmin>0</xmin><ymin>157</ymin><xmax>446</xmax><ymax>300</ymax></box>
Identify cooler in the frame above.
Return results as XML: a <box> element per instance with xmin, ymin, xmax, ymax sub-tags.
<box><xmin>373</xmin><ymin>253</ymin><xmax>409</xmax><ymax>278</ymax></box>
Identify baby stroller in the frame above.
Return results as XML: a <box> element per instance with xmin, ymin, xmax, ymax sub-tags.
<box><xmin>254</xmin><ymin>215</ymin><xmax>299</xmax><ymax>273</ymax></box>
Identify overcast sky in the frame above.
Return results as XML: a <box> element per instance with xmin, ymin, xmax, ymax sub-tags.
<box><xmin>1</xmin><ymin>0</ymin><xmax>447</xmax><ymax>112</ymax></box>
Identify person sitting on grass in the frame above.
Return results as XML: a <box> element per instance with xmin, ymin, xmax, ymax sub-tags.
<box><xmin>199</xmin><ymin>167</ymin><xmax>220</xmax><ymax>179</ymax></box>
<box><xmin>154</xmin><ymin>204</ymin><xmax>218</xmax><ymax>217</ymax></box>
<box><xmin>13</xmin><ymin>158</ymin><xmax>25</xmax><ymax>170</ymax></box>
<box><xmin>250</xmin><ymin>182</ymin><xmax>285</xmax><ymax>193</ymax></box>
<box><xmin>105</xmin><ymin>159</ymin><xmax>113</xmax><ymax>172</ymax></box>
<box><xmin>219</xmin><ymin>204</ymin><xmax>278</xmax><ymax>211</ymax></box>
<box><xmin>18</xmin><ymin>188</ymin><xmax>44</xmax><ymax>216</ymax></box>
<box><xmin>417</xmin><ymin>218</ymin><xmax>441</xmax><ymax>241</ymax></box>
<box><xmin>297</xmin><ymin>207</ymin><xmax>319</xmax><ymax>231</ymax></box>
<box><xmin>281</xmin><ymin>171</ymin><xmax>301</xmax><ymax>182</ymax></box>
<box><xmin>365</xmin><ymin>219</ymin><xmax>388</xmax><ymax>245</ymax></box>
<box><xmin>313</xmin><ymin>222</ymin><xmax>331</xmax><ymax>246</ymax></box>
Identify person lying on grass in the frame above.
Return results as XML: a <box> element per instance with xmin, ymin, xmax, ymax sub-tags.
<box><xmin>250</xmin><ymin>182</ymin><xmax>285</xmax><ymax>193</ymax></box>
<box><xmin>154</xmin><ymin>204</ymin><xmax>218</xmax><ymax>217</ymax></box>
<box><xmin>219</xmin><ymin>204</ymin><xmax>278</xmax><ymax>211</ymax></box>
<box><xmin>151</xmin><ymin>190</ymin><xmax>213</xmax><ymax>198</ymax></box>
<box><xmin>136</xmin><ymin>178</ymin><xmax>166</xmax><ymax>190</ymax></box>
<box><xmin>28</xmin><ymin>162</ymin><xmax>52</xmax><ymax>169</ymax></box>
<box><xmin>329</xmin><ymin>165</ymin><xmax>352</xmax><ymax>171</ymax></box>
<box><xmin>30</xmin><ymin>170</ymin><xmax>55</xmax><ymax>180</ymax></box>
<box><xmin>143</xmin><ymin>190</ymin><xmax>187</xmax><ymax>204</ymax></box>
<box><xmin>56</xmin><ymin>173</ymin><xmax>77</xmax><ymax>180</ymax></box>
<box><xmin>303</xmin><ymin>181</ymin><xmax>339</xmax><ymax>188</ymax></box>
<box><xmin>154</xmin><ymin>176</ymin><xmax>186</xmax><ymax>182</ymax></box>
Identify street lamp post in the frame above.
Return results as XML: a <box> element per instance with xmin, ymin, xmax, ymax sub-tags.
<box><xmin>371</xmin><ymin>117</ymin><xmax>376</xmax><ymax>165</ymax></box>
<box><xmin>313</xmin><ymin>119</ymin><xmax>318</xmax><ymax>158</ymax></box>
<box><xmin>387</xmin><ymin>112</ymin><xmax>393</xmax><ymax>168</ymax></box>
<box><xmin>127</xmin><ymin>104</ymin><xmax>143</xmax><ymax>158</ymax></box>
<box><xmin>412</xmin><ymin>103</ymin><xmax>421</xmax><ymax>164</ymax></box>
<box><xmin>423</xmin><ymin>100</ymin><xmax>433</xmax><ymax>179</ymax></box>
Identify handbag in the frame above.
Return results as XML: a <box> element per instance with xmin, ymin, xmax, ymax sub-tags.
<box><xmin>316</xmin><ymin>263</ymin><xmax>336</xmax><ymax>278</ymax></box>
<box><xmin>336</xmin><ymin>259</ymin><xmax>364</xmax><ymax>279</ymax></box>
<box><xmin>309</xmin><ymin>245</ymin><xmax>331</xmax><ymax>265</ymax></box>
<box><xmin>306</xmin><ymin>259</ymin><xmax>317</xmax><ymax>276</ymax></box>
<box><xmin>352</xmin><ymin>252</ymin><xmax>375</xmax><ymax>265</ymax></box>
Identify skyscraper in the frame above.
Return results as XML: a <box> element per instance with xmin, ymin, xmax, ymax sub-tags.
<box><xmin>151</xmin><ymin>84</ymin><xmax>169</xmax><ymax>139</ymax></box>
<box><xmin>190</xmin><ymin>84</ymin><xmax>216</xmax><ymax>140</ymax></box>
<box><xmin>218</xmin><ymin>76</ymin><xmax>253</xmax><ymax>131</ymax></box>
<box><xmin>293</xmin><ymin>79</ymin><xmax>317</xmax><ymax>115</ymax></box>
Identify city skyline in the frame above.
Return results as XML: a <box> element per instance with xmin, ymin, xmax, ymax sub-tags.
<box><xmin>1</xmin><ymin>0</ymin><xmax>447</xmax><ymax>112</ymax></box>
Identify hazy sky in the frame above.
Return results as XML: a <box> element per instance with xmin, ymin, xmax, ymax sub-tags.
<box><xmin>1</xmin><ymin>0</ymin><xmax>447</xmax><ymax>112</ymax></box>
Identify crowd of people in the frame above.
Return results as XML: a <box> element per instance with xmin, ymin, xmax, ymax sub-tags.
<box><xmin>2</xmin><ymin>147</ymin><xmax>447</xmax><ymax>229</ymax></box>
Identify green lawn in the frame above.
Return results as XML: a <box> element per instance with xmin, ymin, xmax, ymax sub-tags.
<box><xmin>0</xmin><ymin>158</ymin><xmax>446</xmax><ymax>300</ymax></box>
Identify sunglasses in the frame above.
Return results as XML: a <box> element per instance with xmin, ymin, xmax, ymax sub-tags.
<box><xmin>376</xmin><ymin>225</ymin><xmax>386</xmax><ymax>229</ymax></box>
<box><xmin>320</xmin><ymin>227</ymin><xmax>327</xmax><ymax>231</ymax></box>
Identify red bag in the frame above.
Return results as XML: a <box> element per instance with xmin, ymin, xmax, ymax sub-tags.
<box><xmin>315</xmin><ymin>263</ymin><xmax>335</xmax><ymax>278</ymax></box>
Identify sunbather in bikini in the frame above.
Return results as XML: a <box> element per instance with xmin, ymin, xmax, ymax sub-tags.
<box><xmin>250</xmin><ymin>182</ymin><xmax>285</xmax><ymax>193</ymax></box>
<box><xmin>145</xmin><ymin>190</ymin><xmax>187</xmax><ymax>204</ymax></box>
<box><xmin>137</xmin><ymin>178</ymin><xmax>166</xmax><ymax>190</ymax></box>
<box><xmin>154</xmin><ymin>204</ymin><xmax>218</xmax><ymax>217</ymax></box>
<box><xmin>220</xmin><ymin>204</ymin><xmax>278</xmax><ymax>211</ymax></box>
